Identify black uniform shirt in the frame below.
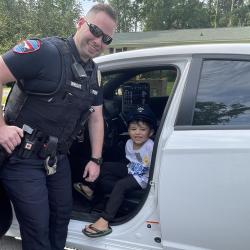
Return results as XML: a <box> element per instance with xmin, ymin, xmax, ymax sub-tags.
<box><xmin>2</xmin><ymin>37</ymin><xmax>103</xmax><ymax>106</ymax></box>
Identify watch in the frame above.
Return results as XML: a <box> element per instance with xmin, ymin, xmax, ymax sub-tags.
<box><xmin>90</xmin><ymin>157</ymin><xmax>103</xmax><ymax>165</ymax></box>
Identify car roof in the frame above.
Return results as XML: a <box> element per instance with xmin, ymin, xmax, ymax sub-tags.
<box><xmin>94</xmin><ymin>43</ymin><xmax>250</xmax><ymax>64</ymax></box>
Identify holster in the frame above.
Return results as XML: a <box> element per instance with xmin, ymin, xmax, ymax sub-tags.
<box><xmin>75</xmin><ymin>107</ymin><xmax>95</xmax><ymax>143</ymax></box>
<box><xmin>17</xmin><ymin>124</ymin><xmax>42</xmax><ymax>159</ymax></box>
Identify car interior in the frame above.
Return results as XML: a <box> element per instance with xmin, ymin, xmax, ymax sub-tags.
<box><xmin>69</xmin><ymin>66</ymin><xmax>178</xmax><ymax>225</ymax></box>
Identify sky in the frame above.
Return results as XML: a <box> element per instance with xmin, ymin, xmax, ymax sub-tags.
<box><xmin>80</xmin><ymin>0</ymin><xmax>96</xmax><ymax>14</ymax></box>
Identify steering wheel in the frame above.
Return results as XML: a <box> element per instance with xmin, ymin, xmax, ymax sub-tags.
<box><xmin>103</xmin><ymin>100</ymin><xmax>127</xmax><ymax>148</ymax></box>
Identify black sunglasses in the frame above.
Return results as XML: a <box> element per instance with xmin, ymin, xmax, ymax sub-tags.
<box><xmin>85</xmin><ymin>20</ymin><xmax>113</xmax><ymax>45</ymax></box>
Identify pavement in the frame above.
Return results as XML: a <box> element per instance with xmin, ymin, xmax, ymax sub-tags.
<box><xmin>0</xmin><ymin>236</ymin><xmax>77</xmax><ymax>249</ymax></box>
<box><xmin>0</xmin><ymin>236</ymin><xmax>22</xmax><ymax>250</ymax></box>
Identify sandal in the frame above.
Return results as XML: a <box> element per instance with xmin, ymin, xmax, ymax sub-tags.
<box><xmin>82</xmin><ymin>224</ymin><xmax>112</xmax><ymax>238</ymax></box>
<box><xmin>73</xmin><ymin>182</ymin><xmax>93</xmax><ymax>201</ymax></box>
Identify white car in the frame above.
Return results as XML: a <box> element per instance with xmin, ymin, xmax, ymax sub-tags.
<box><xmin>2</xmin><ymin>43</ymin><xmax>250</xmax><ymax>250</ymax></box>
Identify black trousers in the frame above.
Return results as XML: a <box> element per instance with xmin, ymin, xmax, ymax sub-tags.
<box><xmin>97</xmin><ymin>162</ymin><xmax>142</xmax><ymax>221</ymax></box>
<box><xmin>0</xmin><ymin>154</ymin><xmax>72</xmax><ymax>250</ymax></box>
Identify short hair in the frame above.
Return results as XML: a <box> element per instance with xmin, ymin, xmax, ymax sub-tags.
<box><xmin>128</xmin><ymin>119</ymin><xmax>154</xmax><ymax>131</ymax></box>
<box><xmin>87</xmin><ymin>3</ymin><xmax>117</xmax><ymax>23</ymax></box>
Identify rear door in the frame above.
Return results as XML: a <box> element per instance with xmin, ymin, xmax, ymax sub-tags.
<box><xmin>158</xmin><ymin>54</ymin><xmax>250</xmax><ymax>250</ymax></box>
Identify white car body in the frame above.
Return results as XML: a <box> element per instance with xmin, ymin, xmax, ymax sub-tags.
<box><xmin>6</xmin><ymin>43</ymin><xmax>250</xmax><ymax>250</ymax></box>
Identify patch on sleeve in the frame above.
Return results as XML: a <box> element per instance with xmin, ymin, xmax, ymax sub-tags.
<box><xmin>13</xmin><ymin>39</ymin><xmax>41</xmax><ymax>54</ymax></box>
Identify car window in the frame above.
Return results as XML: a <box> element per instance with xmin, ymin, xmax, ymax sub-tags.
<box><xmin>193</xmin><ymin>60</ymin><xmax>250</xmax><ymax>126</ymax></box>
<box><xmin>115</xmin><ymin>69</ymin><xmax>176</xmax><ymax>98</ymax></box>
<box><xmin>102</xmin><ymin>68</ymin><xmax>177</xmax><ymax>121</ymax></box>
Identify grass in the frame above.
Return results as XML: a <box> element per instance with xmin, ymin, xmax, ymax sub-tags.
<box><xmin>1</xmin><ymin>87</ymin><xmax>10</xmax><ymax>106</ymax></box>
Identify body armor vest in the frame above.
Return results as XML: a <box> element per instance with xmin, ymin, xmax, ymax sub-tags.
<box><xmin>4</xmin><ymin>37</ymin><xmax>99</xmax><ymax>150</ymax></box>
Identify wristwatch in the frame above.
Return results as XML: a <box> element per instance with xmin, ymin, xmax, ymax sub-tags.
<box><xmin>90</xmin><ymin>157</ymin><xmax>103</xmax><ymax>166</ymax></box>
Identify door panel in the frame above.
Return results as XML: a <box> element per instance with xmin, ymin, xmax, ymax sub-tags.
<box><xmin>159</xmin><ymin>130</ymin><xmax>250</xmax><ymax>250</ymax></box>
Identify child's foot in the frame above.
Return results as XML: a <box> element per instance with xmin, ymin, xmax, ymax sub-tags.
<box><xmin>83</xmin><ymin>217</ymin><xmax>112</xmax><ymax>238</ymax></box>
<box><xmin>73</xmin><ymin>182</ymin><xmax>94</xmax><ymax>200</ymax></box>
<box><xmin>86</xmin><ymin>217</ymin><xmax>109</xmax><ymax>232</ymax></box>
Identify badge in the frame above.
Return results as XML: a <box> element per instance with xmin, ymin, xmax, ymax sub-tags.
<box><xmin>90</xmin><ymin>89</ymin><xmax>98</xmax><ymax>95</ymax></box>
<box><xmin>97</xmin><ymin>69</ymin><xmax>102</xmax><ymax>87</ymax></box>
<box><xmin>13</xmin><ymin>39</ymin><xmax>41</xmax><ymax>54</ymax></box>
<box><xmin>137</xmin><ymin>106</ymin><xmax>145</xmax><ymax>112</ymax></box>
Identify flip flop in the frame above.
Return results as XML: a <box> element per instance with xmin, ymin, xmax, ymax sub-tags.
<box><xmin>82</xmin><ymin>224</ymin><xmax>112</xmax><ymax>238</ymax></box>
<box><xmin>73</xmin><ymin>182</ymin><xmax>93</xmax><ymax>201</ymax></box>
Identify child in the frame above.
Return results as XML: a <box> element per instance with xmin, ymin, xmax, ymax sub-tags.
<box><xmin>82</xmin><ymin>105</ymin><xmax>156</xmax><ymax>238</ymax></box>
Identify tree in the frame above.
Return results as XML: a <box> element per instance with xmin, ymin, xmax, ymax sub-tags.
<box><xmin>107</xmin><ymin>0</ymin><xmax>133</xmax><ymax>32</ymax></box>
<box><xmin>0</xmin><ymin>0</ymin><xmax>34</xmax><ymax>52</ymax></box>
<box><xmin>130</xmin><ymin>0</ymin><xmax>143</xmax><ymax>31</ymax></box>
<box><xmin>193</xmin><ymin>102</ymin><xmax>250</xmax><ymax>125</ymax></box>
<box><xmin>34</xmin><ymin>0</ymin><xmax>81</xmax><ymax>37</ymax></box>
<box><xmin>141</xmin><ymin>0</ymin><xmax>210</xmax><ymax>30</ymax></box>
<box><xmin>1</xmin><ymin>0</ymin><xmax>250</xmax><ymax>54</ymax></box>
<box><xmin>0</xmin><ymin>0</ymin><xmax>82</xmax><ymax>54</ymax></box>
<box><xmin>207</xmin><ymin>0</ymin><xmax>250</xmax><ymax>27</ymax></box>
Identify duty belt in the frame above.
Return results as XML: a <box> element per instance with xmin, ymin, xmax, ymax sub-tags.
<box><xmin>17</xmin><ymin>124</ymin><xmax>60</xmax><ymax>175</ymax></box>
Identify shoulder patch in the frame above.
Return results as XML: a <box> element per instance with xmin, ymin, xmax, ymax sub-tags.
<box><xmin>13</xmin><ymin>39</ymin><xmax>41</xmax><ymax>54</ymax></box>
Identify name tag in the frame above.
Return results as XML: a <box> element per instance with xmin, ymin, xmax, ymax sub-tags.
<box><xmin>70</xmin><ymin>81</ymin><xmax>82</xmax><ymax>89</ymax></box>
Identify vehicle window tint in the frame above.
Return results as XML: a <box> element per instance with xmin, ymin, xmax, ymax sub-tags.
<box><xmin>114</xmin><ymin>69</ymin><xmax>176</xmax><ymax>98</ymax></box>
<box><xmin>193</xmin><ymin>60</ymin><xmax>250</xmax><ymax>126</ymax></box>
<box><xmin>102</xmin><ymin>67</ymin><xmax>177</xmax><ymax>122</ymax></box>
<box><xmin>102</xmin><ymin>73</ymin><xmax>122</xmax><ymax>86</ymax></box>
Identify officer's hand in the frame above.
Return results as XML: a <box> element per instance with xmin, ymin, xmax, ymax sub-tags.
<box><xmin>83</xmin><ymin>161</ymin><xmax>100</xmax><ymax>182</ymax></box>
<box><xmin>0</xmin><ymin>125</ymin><xmax>23</xmax><ymax>154</ymax></box>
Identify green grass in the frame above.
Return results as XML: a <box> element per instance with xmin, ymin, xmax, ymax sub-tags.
<box><xmin>2</xmin><ymin>87</ymin><xmax>10</xmax><ymax>106</ymax></box>
<box><xmin>166</xmin><ymin>81</ymin><xmax>174</xmax><ymax>95</ymax></box>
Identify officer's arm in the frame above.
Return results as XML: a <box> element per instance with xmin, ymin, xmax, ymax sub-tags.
<box><xmin>0</xmin><ymin>56</ymin><xmax>23</xmax><ymax>153</ymax></box>
<box><xmin>0</xmin><ymin>85</ymin><xmax>3</xmax><ymax>127</ymax></box>
<box><xmin>88</xmin><ymin>105</ymin><xmax>104</xmax><ymax>159</ymax></box>
<box><xmin>82</xmin><ymin>105</ymin><xmax>104</xmax><ymax>182</ymax></box>
<box><xmin>0</xmin><ymin>56</ymin><xmax>16</xmax><ymax>86</ymax></box>
<box><xmin>0</xmin><ymin>56</ymin><xmax>16</xmax><ymax>127</ymax></box>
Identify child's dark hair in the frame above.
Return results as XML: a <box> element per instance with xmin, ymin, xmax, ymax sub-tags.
<box><xmin>128</xmin><ymin>119</ymin><xmax>154</xmax><ymax>130</ymax></box>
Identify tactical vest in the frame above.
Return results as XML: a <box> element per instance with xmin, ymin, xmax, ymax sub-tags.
<box><xmin>4</xmin><ymin>37</ymin><xmax>100</xmax><ymax>151</ymax></box>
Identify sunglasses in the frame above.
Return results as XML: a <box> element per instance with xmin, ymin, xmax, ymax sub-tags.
<box><xmin>85</xmin><ymin>20</ymin><xmax>113</xmax><ymax>45</ymax></box>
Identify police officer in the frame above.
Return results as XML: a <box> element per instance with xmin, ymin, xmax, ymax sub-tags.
<box><xmin>0</xmin><ymin>3</ymin><xmax>117</xmax><ymax>250</ymax></box>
